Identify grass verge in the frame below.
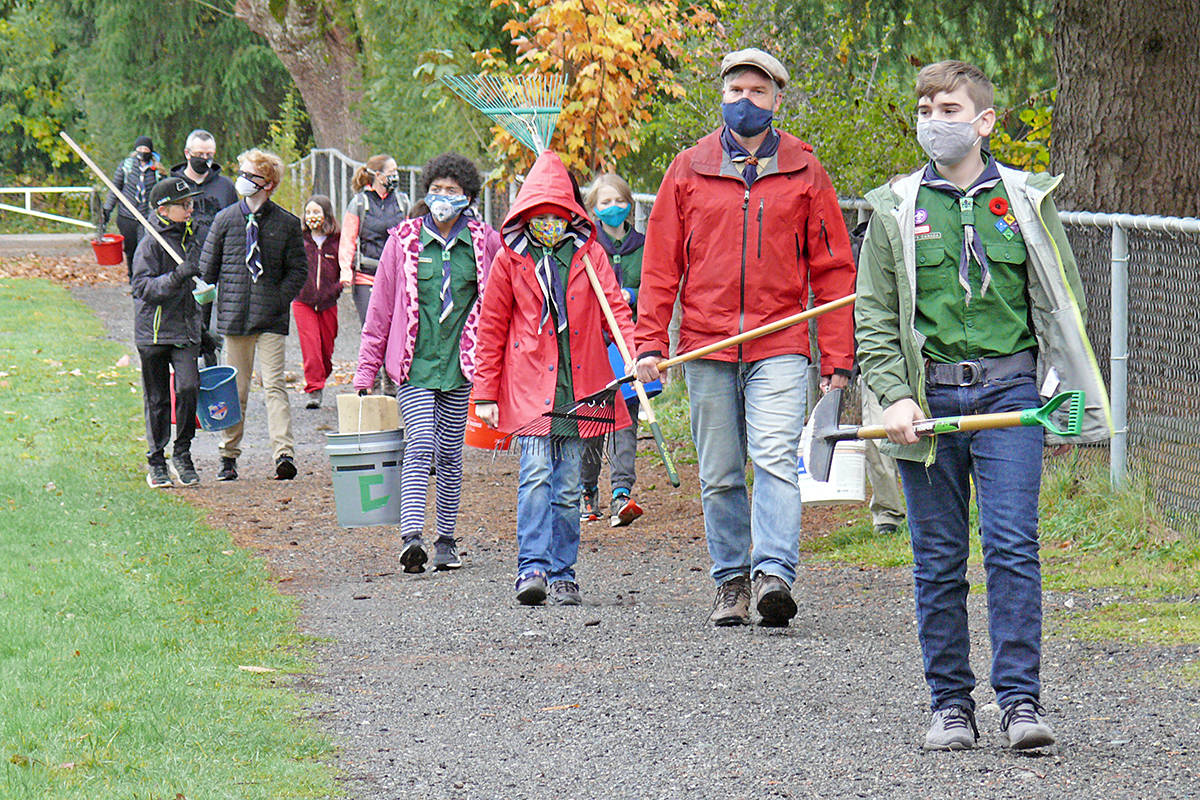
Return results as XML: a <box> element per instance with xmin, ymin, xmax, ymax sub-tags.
<box><xmin>0</xmin><ymin>278</ymin><xmax>335</xmax><ymax>799</ymax></box>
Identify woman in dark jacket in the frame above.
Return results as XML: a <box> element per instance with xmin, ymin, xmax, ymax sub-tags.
<box><xmin>104</xmin><ymin>135</ymin><xmax>165</xmax><ymax>277</ymax></box>
<box><xmin>295</xmin><ymin>194</ymin><xmax>342</xmax><ymax>408</ymax></box>
<box><xmin>130</xmin><ymin>177</ymin><xmax>204</xmax><ymax>488</ymax></box>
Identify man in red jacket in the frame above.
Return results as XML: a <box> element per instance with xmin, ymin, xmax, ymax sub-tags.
<box><xmin>635</xmin><ymin>48</ymin><xmax>857</xmax><ymax>627</ymax></box>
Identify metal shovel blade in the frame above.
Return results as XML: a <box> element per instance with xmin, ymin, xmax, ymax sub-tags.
<box><xmin>806</xmin><ymin>387</ymin><xmax>847</xmax><ymax>484</ymax></box>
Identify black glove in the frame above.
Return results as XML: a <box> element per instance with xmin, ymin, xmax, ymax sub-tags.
<box><xmin>102</xmin><ymin>208</ymin><xmax>111</xmax><ymax>226</ymax></box>
<box><xmin>358</xmin><ymin>388</ymin><xmax>368</xmax><ymax>397</ymax></box>
<box><xmin>199</xmin><ymin>329</ymin><xmax>221</xmax><ymax>357</ymax></box>
<box><xmin>176</xmin><ymin>258</ymin><xmax>201</xmax><ymax>281</ymax></box>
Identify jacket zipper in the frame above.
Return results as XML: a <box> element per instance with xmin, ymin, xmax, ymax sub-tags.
<box><xmin>739</xmin><ymin>188</ymin><xmax>749</xmax><ymax>360</ymax></box>
<box><xmin>153</xmin><ymin>306</ymin><xmax>161</xmax><ymax>344</ymax></box>
<box><xmin>757</xmin><ymin>200</ymin><xmax>764</xmax><ymax>259</ymax></box>
<box><xmin>820</xmin><ymin>218</ymin><xmax>833</xmax><ymax>257</ymax></box>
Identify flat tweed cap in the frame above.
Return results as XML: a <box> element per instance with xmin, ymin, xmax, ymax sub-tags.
<box><xmin>720</xmin><ymin>48</ymin><xmax>788</xmax><ymax>89</ymax></box>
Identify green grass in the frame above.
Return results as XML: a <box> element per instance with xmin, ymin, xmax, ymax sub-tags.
<box><xmin>0</xmin><ymin>278</ymin><xmax>336</xmax><ymax>798</ymax></box>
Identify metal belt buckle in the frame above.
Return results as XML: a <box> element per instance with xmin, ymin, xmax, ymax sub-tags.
<box><xmin>957</xmin><ymin>361</ymin><xmax>982</xmax><ymax>386</ymax></box>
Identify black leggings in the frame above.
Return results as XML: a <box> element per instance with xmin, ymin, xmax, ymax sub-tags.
<box><xmin>117</xmin><ymin>215</ymin><xmax>145</xmax><ymax>281</ymax></box>
<box><xmin>137</xmin><ymin>344</ymin><xmax>199</xmax><ymax>464</ymax></box>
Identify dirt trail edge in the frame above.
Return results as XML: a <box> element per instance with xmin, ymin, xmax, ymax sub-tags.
<box><xmin>72</xmin><ymin>280</ymin><xmax>1199</xmax><ymax>800</ymax></box>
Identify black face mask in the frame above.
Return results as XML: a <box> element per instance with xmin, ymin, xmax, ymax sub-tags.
<box><xmin>137</xmin><ymin>151</ymin><xmax>152</xmax><ymax>163</ymax></box>
<box><xmin>188</xmin><ymin>155</ymin><xmax>212</xmax><ymax>174</ymax></box>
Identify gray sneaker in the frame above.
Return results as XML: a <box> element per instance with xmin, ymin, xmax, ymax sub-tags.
<box><xmin>549</xmin><ymin>580</ymin><xmax>582</xmax><ymax>606</ymax></box>
<box><xmin>709</xmin><ymin>575</ymin><xmax>751</xmax><ymax>626</ymax></box>
<box><xmin>924</xmin><ymin>706</ymin><xmax>979</xmax><ymax>750</ymax></box>
<box><xmin>169</xmin><ymin>451</ymin><xmax>200</xmax><ymax>486</ymax></box>
<box><xmin>399</xmin><ymin>537</ymin><xmax>427</xmax><ymax>574</ymax></box>
<box><xmin>752</xmin><ymin>572</ymin><xmax>798</xmax><ymax>627</ymax></box>
<box><xmin>515</xmin><ymin>572</ymin><xmax>548</xmax><ymax>605</ymax></box>
<box><xmin>146</xmin><ymin>462</ymin><xmax>173</xmax><ymax>489</ymax></box>
<box><xmin>432</xmin><ymin>537</ymin><xmax>462</xmax><ymax>571</ymax></box>
<box><xmin>1001</xmin><ymin>700</ymin><xmax>1056</xmax><ymax>750</ymax></box>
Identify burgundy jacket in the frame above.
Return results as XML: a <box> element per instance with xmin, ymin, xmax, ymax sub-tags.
<box><xmin>297</xmin><ymin>230</ymin><xmax>342</xmax><ymax>311</ymax></box>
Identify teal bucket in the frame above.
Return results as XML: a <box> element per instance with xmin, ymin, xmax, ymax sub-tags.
<box><xmin>197</xmin><ymin>365</ymin><xmax>241</xmax><ymax>432</ymax></box>
<box><xmin>325</xmin><ymin>430</ymin><xmax>405</xmax><ymax>527</ymax></box>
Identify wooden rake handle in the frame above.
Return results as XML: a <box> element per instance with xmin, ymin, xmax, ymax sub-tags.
<box><xmin>654</xmin><ymin>292</ymin><xmax>856</xmax><ymax>372</ymax></box>
<box><xmin>581</xmin><ymin>253</ymin><xmax>680</xmax><ymax>487</ymax></box>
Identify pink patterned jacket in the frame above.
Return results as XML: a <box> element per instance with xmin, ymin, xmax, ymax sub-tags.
<box><xmin>354</xmin><ymin>214</ymin><xmax>500</xmax><ymax>390</ymax></box>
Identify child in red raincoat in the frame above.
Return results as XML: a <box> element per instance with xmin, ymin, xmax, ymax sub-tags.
<box><xmin>472</xmin><ymin>151</ymin><xmax>635</xmax><ymax>607</ymax></box>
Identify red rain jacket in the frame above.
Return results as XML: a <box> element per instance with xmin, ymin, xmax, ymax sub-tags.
<box><xmin>636</xmin><ymin>130</ymin><xmax>856</xmax><ymax>372</ymax></box>
<box><xmin>472</xmin><ymin>151</ymin><xmax>636</xmax><ymax>434</ymax></box>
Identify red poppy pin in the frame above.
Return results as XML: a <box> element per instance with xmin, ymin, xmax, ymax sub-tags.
<box><xmin>989</xmin><ymin>197</ymin><xmax>1008</xmax><ymax>216</ymax></box>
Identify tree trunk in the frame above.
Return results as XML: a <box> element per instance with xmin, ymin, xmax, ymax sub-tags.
<box><xmin>235</xmin><ymin>0</ymin><xmax>367</xmax><ymax>159</ymax></box>
<box><xmin>1052</xmin><ymin>0</ymin><xmax>1200</xmax><ymax>216</ymax></box>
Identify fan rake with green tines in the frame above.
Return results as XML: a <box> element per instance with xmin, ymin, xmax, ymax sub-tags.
<box><xmin>440</xmin><ymin>73</ymin><xmax>565</xmax><ymax>154</ymax></box>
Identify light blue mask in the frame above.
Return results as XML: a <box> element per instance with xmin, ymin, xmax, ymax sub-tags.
<box><xmin>595</xmin><ymin>203</ymin><xmax>631</xmax><ymax>228</ymax></box>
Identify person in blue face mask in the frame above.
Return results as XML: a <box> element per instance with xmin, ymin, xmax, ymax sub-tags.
<box><xmin>634</xmin><ymin>47</ymin><xmax>858</xmax><ymax>629</ymax></box>
<box><xmin>578</xmin><ymin>172</ymin><xmax>651</xmax><ymax>528</ymax></box>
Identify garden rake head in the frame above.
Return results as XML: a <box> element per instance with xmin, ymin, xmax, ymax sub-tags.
<box><xmin>497</xmin><ymin>391</ymin><xmax>619</xmax><ymax>468</ymax></box>
<box><xmin>440</xmin><ymin>73</ymin><xmax>565</xmax><ymax>154</ymax></box>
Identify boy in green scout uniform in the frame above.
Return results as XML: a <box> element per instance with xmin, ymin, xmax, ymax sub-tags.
<box><xmin>855</xmin><ymin>61</ymin><xmax>1111</xmax><ymax>751</ymax></box>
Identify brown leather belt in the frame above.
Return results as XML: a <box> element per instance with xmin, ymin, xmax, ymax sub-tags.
<box><xmin>925</xmin><ymin>350</ymin><xmax>1035</xmax><ymax>387</ymax></box>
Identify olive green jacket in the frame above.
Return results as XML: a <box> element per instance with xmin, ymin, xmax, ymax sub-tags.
<box><xmin>855</xmin><ymin>164</ymin><xmax>1113</xmax><ymax>462</ymax></box>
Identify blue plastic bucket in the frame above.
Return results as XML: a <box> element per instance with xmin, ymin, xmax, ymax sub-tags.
<box><xmin>197</xmin><ymin>365</ymin><xmax>241</xmax><ymax>432</ymax></box>
<box><xmin>607</xmin><ymin>341</ymin><xmax>661</xmax><ymax>402</ymax></box>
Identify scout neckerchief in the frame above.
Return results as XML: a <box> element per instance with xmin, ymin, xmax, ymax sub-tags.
<box><xmin>720</xmin><ymin>126</ymin><xmax>780</xmax><ymax>186</ymax></box>
<box><xmin>531</xmin><ymin>239</ymin><xmax>569</xmax><ymax>334</ymax></box>
<box><xmin>921</xmin><ymin>157</ymin><xmax>1002</xmax><ymax>304</ymax></box>
<box><xmin>422</xmin><ymin>211</ymin><xmax>470</xmax><ymax>323</ymax></box>
<box><xmin>239</xmin><ymin>199</ymin><xmax>263</xmax><ymax>283</ymax></box>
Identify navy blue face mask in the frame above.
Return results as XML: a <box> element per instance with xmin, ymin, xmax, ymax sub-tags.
<box><xmin>721</xmin><ymin>97</ymin><xmax>774</xmax><ymax>138</ymax></box>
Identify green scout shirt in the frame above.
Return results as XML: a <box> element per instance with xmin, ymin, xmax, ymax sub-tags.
<box><xmin>914</xmin><ymin>174</ymin><xmax>1038</xmax><ymax>363</ymax></box>
<box><xmin>529</xmin><ymin>237</ymin><xmax>578</xmax><ymax>437</ymax></box>
<box><xmin>407</xmin><ymin>224</ymin><xmax>479</xmax><ymax>391</ymax></box>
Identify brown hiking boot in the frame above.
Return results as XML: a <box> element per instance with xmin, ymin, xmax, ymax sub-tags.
<box><xmin>753</xmin><ymin>573</ymin><xmax>797</xmax><ymax>627</ymax></box>
<box><xmin>709</xmin><ymin>575</ymin><xmax>751</xmax><ymax>626</ymax></box>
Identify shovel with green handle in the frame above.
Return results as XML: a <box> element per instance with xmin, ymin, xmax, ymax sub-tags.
<box><xmin>805</xmin><ymin>388</ymin><xmax>1085</xmax><ymax>483</ymax></box>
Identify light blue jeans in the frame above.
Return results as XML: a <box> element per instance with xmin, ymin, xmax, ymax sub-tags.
<box><xmin>685</xmin><ymin>355</ymin><xmax>809</xmax><ymax>586</ymax></box>
<box><xmin>516</xmin><ymin>437</ymin><xmax>584</xmax><ymax>583</ymax></box>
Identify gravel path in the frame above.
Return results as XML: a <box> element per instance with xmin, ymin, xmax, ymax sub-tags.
<box><xmin>74</xmin><ymin>283</ymin><xmax>1200</xmax><ymax>800</ymax></box>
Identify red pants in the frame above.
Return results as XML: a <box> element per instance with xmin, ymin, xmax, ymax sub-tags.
<box><xmin>292</xmin><ymin>301</ymin><xmax>338</xmax><ymax>393</ymax></box>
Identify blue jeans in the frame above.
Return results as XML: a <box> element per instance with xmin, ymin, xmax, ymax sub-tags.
<box><xmin>516</xmin><ymin>437</ymin><xmax>584</xmax><ymax>583</ymax></box>
<box><xmin>685</xmin><ymin>355</ymin><xmax>809</xmax><ymax>586</ymax></box>
<box><xmin>896</xmin><ymin>372</ymin><xmax>1044</xmax><ymax>712</ymax></box>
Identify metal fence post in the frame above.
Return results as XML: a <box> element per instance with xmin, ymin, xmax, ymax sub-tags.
<box><xmin>1109</xmin><ymin>223</ymin><xmax>1129</xmax><ymax>489</ymax></box>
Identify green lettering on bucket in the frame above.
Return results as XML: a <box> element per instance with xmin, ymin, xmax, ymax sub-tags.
<box><xmin>359</xmin><ymin>474</ymin><xmax>390</xmax><ymax>512</ymax></box>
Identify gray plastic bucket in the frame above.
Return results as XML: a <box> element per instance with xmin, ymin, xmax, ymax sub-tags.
<box><xmin>325</xmin><ymin>429</ymin><xmax>405</xmax><ymax>528</ymax></box>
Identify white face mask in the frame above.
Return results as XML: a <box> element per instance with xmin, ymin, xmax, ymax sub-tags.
<box><xmin>235</xmin><ymin>175</ymin><xmax>261</xmax><ymax>197</ymax></box>
<box><xmin>916</xmin><ymin>109</ymin><xmax>990</xmax><ymax>167</ymax></box>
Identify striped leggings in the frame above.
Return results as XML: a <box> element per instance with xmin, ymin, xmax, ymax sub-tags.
<box><xmin>396</xmin><ymin>382</ymin><xmax>471</xmax><ymax>542</ymax></box>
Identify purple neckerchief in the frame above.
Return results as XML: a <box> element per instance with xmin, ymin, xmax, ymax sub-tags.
<box><xmin>921</xmin><ymin>157</ymin><xmax>1002</xmax><ymax>304</ymax></box>
<box><xmin>239</xmin><ymin>199</ymin><xmax>262</xmax><ymax>283</ymax></box>
<box><xmin>720</xmin><ymin>126</ymin><xmax>780</xmax><ymax>186</ymax></box>
<box><xmin>594</xmin><ymin>225</ymin><xmax>645</xmax><ymax>286</ymax></box>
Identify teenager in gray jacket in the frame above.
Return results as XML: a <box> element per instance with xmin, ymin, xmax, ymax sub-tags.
<box><xmin>131</xmin><ymin>177</ymin><xmax>204</xmax><ymax>488</ymax></box>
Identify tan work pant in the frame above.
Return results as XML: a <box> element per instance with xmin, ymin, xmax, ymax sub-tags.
<box><xmin>220</xmin><ymin>332</ymin><xmax>294</xmax><ymax>462</ymax></box>
<box><xmin>861</xmin><ymin>376</ymin><xmax>906</xmax><ymax>527</ymax></box>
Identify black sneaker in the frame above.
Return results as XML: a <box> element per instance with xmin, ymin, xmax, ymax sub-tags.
<box><xmin>274</xmin><ymin>454</ymin><xmax>297</xmax><ymax>480</ymax></box>
<box><xmin>549</xmin><ymin>580</ymin><xmax>582</xmax><ymax>606</ymax></box>
<box><xmin>146</xmin><ymin>462</ymin><xmax>172</xmax><ymax>489</ymax></box>
<box><xmin>580</xmin><ymin>485</ymin><xmax>600</xmax><ymax>522</ymax></box>
<box><xmin>217</xmin><ymin>457</ymin><xmax>238</xmax><ymax>481</ymax></box>
<box><xmin>432</xmin><ymin>537</ymin><xmax>462</xmax><ymax>570</ymax></box>
<box><xmin>305</xmin><ymin>390</ymin><xmax>322</xmax><ymax>409</ymax></box>
<box><xmin>400</xmin><ymin>537</ymin><xmax>428</xmax><ymax>573</ymax></box>
<box><xmin>169</xmin><ymin>451</ymin><xmax>200</xmax><ymax>486</ymax></box>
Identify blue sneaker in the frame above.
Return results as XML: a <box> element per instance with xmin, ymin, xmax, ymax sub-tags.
<box><xmin>515</xmin><ymin>572</ymin><xmax>547</xmax><ymax>605</ymax></box>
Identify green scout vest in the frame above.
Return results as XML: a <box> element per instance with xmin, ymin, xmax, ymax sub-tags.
<box><xmin>913</xmin><ymin>179</ymin><xmax>1038</xmax><ymax>363</ymax></box>
<box><xmin>408</xmin><ymin>225</ymin><xmax>479</xmax><ymax>391</ymax></box>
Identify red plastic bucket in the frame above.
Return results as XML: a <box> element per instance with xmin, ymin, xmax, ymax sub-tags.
<box><xmin>91</xmin><ymin>233</ymin><xmax>124</xmax><ymax>265</ymax></box>
<box><xmin>464</xmin><ymin>401</ymin><xmax>509</xmax><ymax>450</ymax></box>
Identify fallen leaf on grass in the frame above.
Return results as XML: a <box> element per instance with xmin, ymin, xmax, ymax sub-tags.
<box><xmin>237</xmin><ymin>665</ymin><xmax>276</xmax><ymax>673</ymax></box>
<box><xmin>9</xmin><ymin>753</ymin><xmax>29</xmax><ymax>766</ymax></box>
<box><xmin>116</xmin><ymin>354</ymin><xmax>130</xmax><ymax>367</ymax></box>
<box><xmin>221</xmin><ymin>550</ymin><xmax>235</xmax><ymax>555</ymax></box>
<box><xmin>538</xmin><ymin>704</ymin><xmax>580</xmax><ymax>712</ymax></box>
<box><xmin>56</xmin><ymin>762</ymin><xmax>76</xmax><ymax>770</ymax></box>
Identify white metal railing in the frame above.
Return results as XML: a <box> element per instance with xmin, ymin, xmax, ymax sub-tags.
<box><xmin>0</xmin><ymin>186</ymin><xmax>96</xmax><ymax>229</ymax></box>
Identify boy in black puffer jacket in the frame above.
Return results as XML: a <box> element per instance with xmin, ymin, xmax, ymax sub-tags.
<box><xmin>131</xmin><ymin>177</ymin><xmax>205</xmax><ymax>488</ymax></box>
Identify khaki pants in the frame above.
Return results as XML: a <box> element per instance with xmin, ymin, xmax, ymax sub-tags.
<box><xmin>220</xmin><ymin>332</ymin><xmax>294</xmax><ymax>461</ymax></box>
<box><xmin>861</xmin><ymin>377</ymin><xmax>906</xmax><ymax>527</ymax></box>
